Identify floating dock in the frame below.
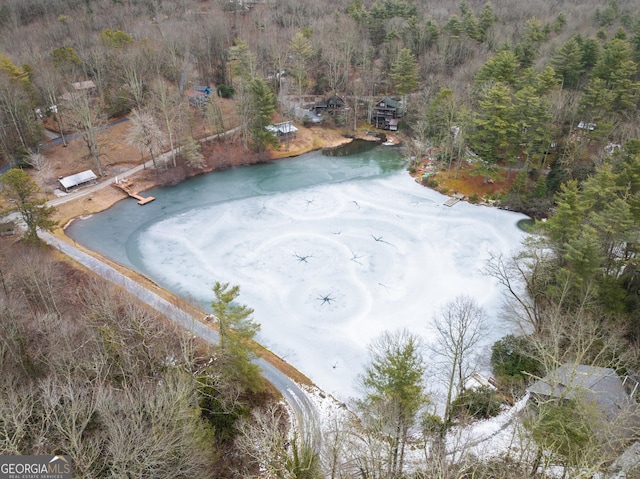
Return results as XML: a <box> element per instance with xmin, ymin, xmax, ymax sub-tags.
<box><xmin>112</xmin><ymin>178</ymin><xmax>155</xmax><ymax>205</ymax></box>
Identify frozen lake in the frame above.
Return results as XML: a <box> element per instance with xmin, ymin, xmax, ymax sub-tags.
<box><xmin>67</xmin><ymin>146</ymin><xmax>529</xmax><ymax>400</ymax></box>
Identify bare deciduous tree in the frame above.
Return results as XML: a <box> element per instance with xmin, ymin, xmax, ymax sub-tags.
<box><xmin>234</xmin><ymin>403</ymin><xmax>290</xmax><ymax>477</ymax></box>
<box><xmin>62</xmin><ymin>91</ymin><xmax>105</xmax><ymax>176</ymax></box>
<box><xmin>150</xmin><ymin>77</ymin><xmax>182</xmax><ymax>166</ymax></box>
<box><xmin>127</xmin><ymin>108</ymin><xmax>165</xmax><ymax>170</ymax></box>
<box><xmin>431</xmin><ymin>295</ymin><xmax>486</xmax><ymax>429</ymax></box>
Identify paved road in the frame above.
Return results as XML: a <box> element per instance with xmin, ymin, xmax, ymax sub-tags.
<box><xmin>39</xmin><ymin>159</ymin><xmax>320</xmax><ymax>448</ymax></box>
<box><xmin>38</xmin><ymin>117</ymin><xmax>131</xmax><ymax>150</ymax></box>
<box><xmin>47</xmin><ymin>125</ymin><xmax>242</xmax><ymax>207</ymax></box>
<box><xmin>31</xmin><ymin>121</ymin><xmax>320</xmax><ymax>448</ymax></box>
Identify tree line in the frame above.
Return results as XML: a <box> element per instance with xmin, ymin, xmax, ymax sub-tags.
<box><xmin>0</xmin><ymin>0</ymin><xmax>637</xmax><ymax>191</ymax></box>
<box><xmin>1</xmin><ymin>0</ymin><xmax>640</xmax><ymax>477</ymax></box>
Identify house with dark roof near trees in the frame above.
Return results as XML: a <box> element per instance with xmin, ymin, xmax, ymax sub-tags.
<box><xmin>527</xmin><ymin>363</ymin><xmax>639</xmax><ymax>448</ymax></box>
<box><xmin>371</xmin><ymin>96</ymin><xmax>404</xmax><ymax>130</ymax></box>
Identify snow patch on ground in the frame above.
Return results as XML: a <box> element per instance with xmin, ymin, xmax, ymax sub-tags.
<box><xmin>292</xmin><ymin>382</ymin><xmax>532</xmax><ymax>468</ymax></box>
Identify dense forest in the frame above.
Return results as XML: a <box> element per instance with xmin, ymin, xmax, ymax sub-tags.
<box><xmin>1</xmin><ymin>0</ymin><xmax>640</xmax><ymax>477</ymax></box>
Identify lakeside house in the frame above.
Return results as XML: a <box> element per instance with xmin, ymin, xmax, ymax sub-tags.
<box><xmin>371</xmin><ymin>96</ymin><xmax>404</xmax><ymax>130</ymax></box>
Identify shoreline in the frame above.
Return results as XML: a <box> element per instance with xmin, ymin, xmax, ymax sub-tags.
<box><xmin>51</xmin><ymin>127</ymin><xmax>360</xmax><ymax>232</ymax></box>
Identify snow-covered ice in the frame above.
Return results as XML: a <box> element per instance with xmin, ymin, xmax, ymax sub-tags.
<box><xmin>134</xmin><ymin>170</ymin><xmax>529</xmax><ymax>401</ymax></box>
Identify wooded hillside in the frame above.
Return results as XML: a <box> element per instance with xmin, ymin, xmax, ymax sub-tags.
<box><xmin>1</xmin><ymin>0</ymin><xmax>640</xmax><ymax>477</ymax></box>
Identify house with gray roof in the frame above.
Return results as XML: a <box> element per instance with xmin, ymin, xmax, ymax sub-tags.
<box><xmin>527</xmin><ymin>363</ymin><xmax>639</xmax><ymax>449</ymax></box>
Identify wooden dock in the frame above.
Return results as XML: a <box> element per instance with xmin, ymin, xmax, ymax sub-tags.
<box><xmin>112</xmin><ymin>179</ymin><xmax>155</xmax><ymax>205</ymax></box>
<box><xmin>444</xmin><ymin>193</ymin><xmax>465</xmax><ymax>207</ymax></box>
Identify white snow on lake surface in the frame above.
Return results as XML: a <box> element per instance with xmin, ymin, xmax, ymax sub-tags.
<box><xmin>136</xmin><ymin>171</ymin><xmax>529</xmax><ymax>401</ymax></box>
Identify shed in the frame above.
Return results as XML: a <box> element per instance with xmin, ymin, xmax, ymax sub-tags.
<box><xmin>58</xmin><ymin>170</ymin><xmax>98</xmax><ymax>192</ymax></box>
<box><xmin>187</xmin><ymin>89</ymin><xmax>207</xmax><ymax>107</ymax></box>
<box><xmin>266</xmin><ymin>121</ymin><xmax>298</xmax><ymax>141</ymax></box>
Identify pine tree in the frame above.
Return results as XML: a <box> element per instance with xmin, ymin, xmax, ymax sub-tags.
<box><xmin>390</xmin><ymin>48</ymin><xmax>420</xmax><ymax>97</ymax></box>
<box><xmin>289</xmin><ymin>31</ymin><xmax>314</xmax><ymax>105</ymax></box>
<box><xmin>358</xmin><ymin>329</ymin><xmax>426</xmax><ymax>479</ymax></box>
<box><xmin>210</xmin><ymin>282</ymin><xmax>263</xmax><ymax>392</ymax></box>
<box><xmin>469</xmin><ymin>82</ymin><xmax>517</xmax><ymax>173</ymax></box>
<box><xmin>591</xmin><ymin>38</ymin><xmax>639</xmax><ymax>112</ymax></box>
<box><xmin>1</xmin><ymin>168</ymin><xmax>57</xmax><ymax>244</ymax></box>
<box><xmin>248</xmin><ymin>78</ymin><xmax>278</xmax><ymax>152</ymax></box>
<box><xmin>542</xmin><ymin>179</ymin><xmax>588</xmax><ymax>262</ymax></box>
<box><xmin>551</xmin><ymin>37</ymin><xmax>585</xmax><ymax>89</ymax></box>
<box><xmin>475</xmin><ymin>50</ymin><xmax>519</xmax><ymax>85</ymax></box>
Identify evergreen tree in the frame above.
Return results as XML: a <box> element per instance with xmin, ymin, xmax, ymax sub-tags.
<box><xmin>0</xmin><ymin>54</ymin><xmax>31</xmax><ymax>87</ymax></box>
<box><xmin>591</xmin><ymin>38</ymin><xmax>639</xmax><ymax>112</ymax></box>
<box><xmin>229</xmin><ymin>38</ymin><xmax>256</xmax><ymax>82</ymax></box>
<box><xmin>535</xmin><ymin>65</ymin><xmax>560</xmax><ymax>95</ymax></box>
<box><xmin>580</xmin><ymin>77</ymin><xmax>616</xmax><ymax>119</ymax></box>
<box><xmin>469</xmin><ymin>82</ymin><xmax>517</xmax><ymax>173</ymax></box>
<box><xmin>98</xmin><ymin>29</ymin><xmax>133</xmax><ymax>49</ymax></box>
<box><xmin>542</xmin><ymin>179</ymin><xmax>588</xmax><ymax>262</ymax></box>
<box><xmin>478</xmin><ymin>3</ymin><xmax>497</xmax><ymax>42</ymax></box>
<box><xmin>459</xmin><ymin>2</ymin><xmax>479</xmax><ymax>41</ymax></box>
<box><xmin>210</xmin><ymin>282</ymin><xmax>263</xmax><ymax>392</ymax></box>
<box><xmin>475</xmin><ymin>50</ymin><xmax>519</xmax><ymax>85</ymax></box>
<box><xmin>551</xmin><ymin>37</ymin><xmax>585</xmax><ymax>89</ymax></box>
<box><xmin>424</xmin><ymin>88</ymin><xmax>459</xmax><ymax>165</ymax></box>
<box><xmin>390</xmin><ymin>48</ymin><xmax>419</xmax><ymax>96</ymax></box>
<box><xmin>248</xmin><ymin>78</ymin><xmax>278</xmax><ymax>152</ymax></box>
<box><xmin>579</xmin><ymin>37</ymin><xmax>600</xmax><ymax>69</ymax></box>
<box><xmin>513</xmin><ymin>85</ymin><xmax>553</xmax><ymax>170</ymax></box>
<box><xmin>358</xmin><ymin>329</ymin><xmax>426</xmax><ymax>479</ymax></box>
<box><xmin>289</xmin><ymin>31</ymin><xmax>314</xmax><ymax>105</ymax></box>
<box><xmin>1</xmin><ymin>168</ymin><xmax>57</xmax><ymax>244</ymax></box>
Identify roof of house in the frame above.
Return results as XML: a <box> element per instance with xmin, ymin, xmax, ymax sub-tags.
<box><xmin>375</xmin><ymin>96</ymin><xmax>402</xmax><ymax>109</ymax></box>
<box><xmin>527</xmin><ymin>364</ymin><xmax>634</xmax><ymax>421</ymax></box>
<box><xmin>327</xmin><ymin>95</ymin><xmax>345</xmax><ymax>106</ymax></box>
<box><xmin>577</xmin><ymin>121</ymin><xmax>596</xmax><ymax>130</ymax></box>
<box><xmin>59</xmin><ymin>170</ymin><xmax>97</xmax><ymax>190</ymax></box>
<box><xmin>266</xmin><ymin>121</ymin><xmax>298</xmax><ymax>135</ymax></box>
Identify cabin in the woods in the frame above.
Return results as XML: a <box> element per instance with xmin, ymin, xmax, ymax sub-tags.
<box><xmin>313</xmin><ymin>95</ymin><xmax>347</xmax><ymax>116</ymax></box>
<box><xmin>371</xmin><ymin>96</ymin><xmax>404</xmax><ymax>130</ymax></box>
<box><xmin>60</xmin><ymin>80</ymin><xmax>98</xmax><ymax>102</ymax></box>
